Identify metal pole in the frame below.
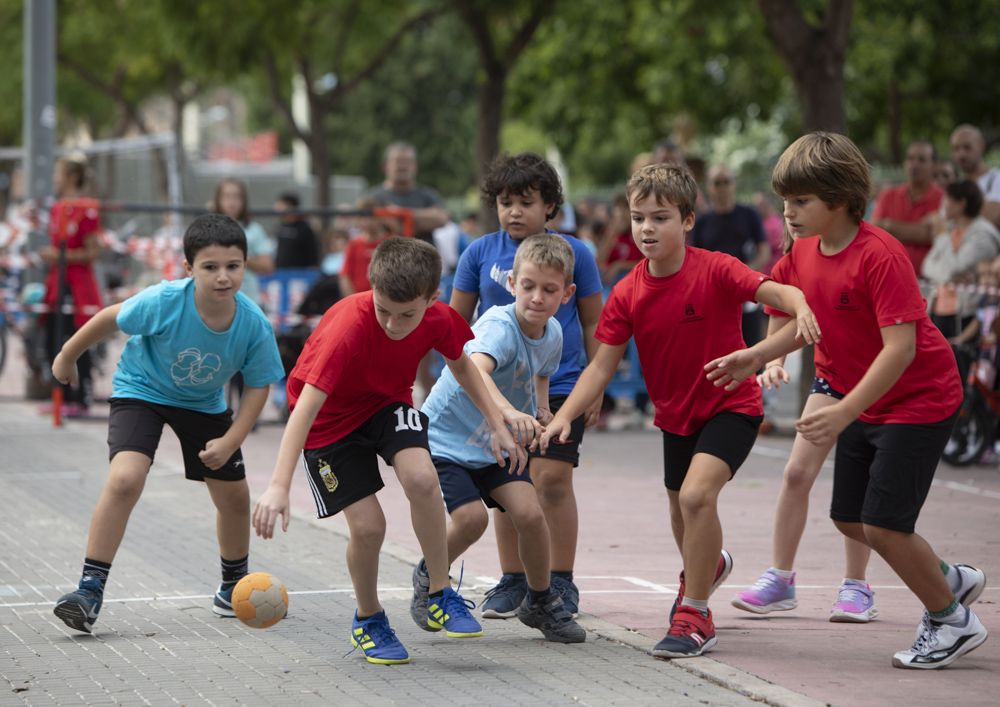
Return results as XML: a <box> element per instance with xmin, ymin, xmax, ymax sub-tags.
<box><xmin>24</xmin><ymin>0</ymin><xmax>57</xmax><ymax>203</ymax></box>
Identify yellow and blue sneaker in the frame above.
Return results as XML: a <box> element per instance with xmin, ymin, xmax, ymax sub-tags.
<box><xmin>350</xmin><ymin>611</ymin><xmax>410</xmax><ymax>665</ymax></box>
<box><xmin>427</xmin><ymin>587</ymin><xmax>483</xmax><ymax>637</ymax></box>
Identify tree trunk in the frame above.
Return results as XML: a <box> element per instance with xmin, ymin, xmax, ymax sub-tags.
<box><xmin>793</xmin><ymin>48</ymin><xmax>847</xmax><ymax>133</ymax></box>
<box><xmin>887</xmin><ymin>78</ymin><xmax>902</xmax><ymax>163</ymax></box>
<box><xmin>477</xmin><ymin>69</ymin><xmax>505</xmax><ymax>232</ymax></box>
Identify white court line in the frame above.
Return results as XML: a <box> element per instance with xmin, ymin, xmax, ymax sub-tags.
<box><xmin>753</xmin><ymin>443</ymin><xmax>1000</xmax><ymax>500</ymax></box>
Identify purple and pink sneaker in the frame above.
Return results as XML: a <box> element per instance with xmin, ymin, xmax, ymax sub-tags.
<box><xmin>731</xmin><ymin>568</ymin><xmax>797</xmax><ymax>614</ymax></box>
<box><xmin>830</xmin><ymin>579</ymin><xmax>878</xmax><ymax>623</ymax></box>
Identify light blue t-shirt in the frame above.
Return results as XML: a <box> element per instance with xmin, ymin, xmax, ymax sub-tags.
<box><xmin>423</xmin><ymin>303</ymin><xmax>562</xmax><ymax>468</ymax></box>
<box><xmin>239</xmin><ymin>221</ymin><xmax>275</xmax><ymax>304</ymax></box>
<box><xmin>452</xmin><ymin>230</ymin><xmax>601</xmax><ymax>395</ymax></box>
<box><xmin>113</xmin><ymin>279</ymin><xmax>285</xmax><ymax>414</ymax></box>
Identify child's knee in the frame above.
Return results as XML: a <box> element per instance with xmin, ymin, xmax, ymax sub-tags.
<box><xmin>678</xmin><ymin>485</ymin><xmax>715</xmax><ymax>516</ymax></box>
<box><xmin>399</xmin><ymin>465</ymin><xmax>442</xmax><ymax>501</ymax></box>
<box><xmin>533</xmin><ymin>471</ymin><xmax>574</xmax><ymax>507</ymax></box>
<box><xmin>451</xmin><ymin>504</ymin><xmax>489</xmax><ymax>542</ymax></box>
<box><xmin>508</xmin><ymin>503</ymin><xmax>547</xmax><ymax>537</ymax></box>
<box><xmin>350</xmin><ymin>517</ymin><xmax>386</xmax><ymax>548</ymax></box>
<box><xmin>782</xmin><ymin>458</ymin><xmax>817</xmax><ymax>491</ymax></box>
<box><xmin>862</xmin><ymin>523</ymin><xmax>902</xmax><ymax>552</ymax></box>
<box><xmin>105</xmin><ymin>467</ymin><xmax>146</xmax><ymax>501</ymax></box>
<box><xmin>212</xmin><ymin>481</ymin><xmax>250</xmax><ymax>515</ymax></box>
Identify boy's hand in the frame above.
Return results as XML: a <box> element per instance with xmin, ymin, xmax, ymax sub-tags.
<box><xmin>537</xmin><ymin>416</ymin><xmax>572</xmax><ymax>455</ymax></box>
<box><xmin>795</xmin><ymin>403</ymin><xmax>854</xmax><ymax>446</ymax></box>
<box><xmin>536</xmin><ymin>407</ymin><xmax>554</xmax><ymax>426</ymax></box>
<box><xmin>252</xmin><ymin>486</ymin><xmax>290</xmax><ymax>539</ymax></box>
<box><xmin>503</xmin><ymin>408</ymin><xmax>542</xmax><ymax>446</ymax></box>
<box><xmin>490</xmin><ymin>424</ymin><xmax>528</xmax><ymax>476</ymax></box>
<box><xmin>794</xmin><ymin>305</ymin><xmax>822</xmax><ymax>345</ymax></box>
<box><xmin>51</xmin><ymin>352</ymin><xmax>79</xmax><ymax>386</ymax></box>
<box><xmin>199</xmin><ymin>438</ymin><xmax>238</xmax><ymax>471</ymax></box>
<box><xmin>757</xmin><ymin>363</ymin><xmax>790</xmax><ymax>390</ymax></box>
<box><xmin>705</xmin><ymin>349</ymin><xmax>764</xmax><ymax>391</ymax></box>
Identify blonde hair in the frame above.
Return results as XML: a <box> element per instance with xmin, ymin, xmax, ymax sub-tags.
<box><xmin>368</xmin><ymin>237</ymin><xmax>441</xmax><ymax>301</ymax></box>
<box><xmin>626</xmin><ymin>163</ymin><xmax>698</xmax><ymax>219</ymax></box>
<box><xmin>513</xmin><ymin>233</ymin><xmax>575</xmax><ymax>286</ymax></box>
<box><xmin>772</xmin><ymin>132</ymin><xmax>871</xmax><ymax>223</ymax></box>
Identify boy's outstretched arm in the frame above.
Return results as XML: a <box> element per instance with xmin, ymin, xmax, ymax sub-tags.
<box><xmin>535</xmin><ymin>375</ymin><xmax>553</xmax><ymax>425</ymax></box>
<box><xmin>753</xmin><ymin>281</ymin><xmax>821</xmax><ymax>345</ymax></box>
<box><xmin>538</xmin><ymin>342</ymin><xmax>627</xmax><ymax>453</ymax></box>
<box><xmin>578</xmin><ymin>292</ymin><xmax>606</xmax><ymax>426</ymax></box>
<box><xmin>469</xmin><ymin>352</ymin><xmax>542</xmax><ymax>446</ymax></box>
<box><xmin>705</xmin><ymin>319</ymin><xmax>804</xmax><ymax>391</ymax></box>
<box><xmin>199</xmin><ymin>386</ymin><xmax>270</xmax><ymax>470</ymax></box>
<box><xmin>445</xmin><ymin>352</ymin><xmax>526</xmax><ymax>475</ymax></box>
<box><xmin>796</xmin><ymin>322</ymin><xmax>916</xmax><ymax>446</ymax></box>
<box><xmin>51</xmin><ymin>303</ymin><xmax>123</xmax><ymax>386</ymax></box>
<box><xmin>253</xmin><ymin>382</ymin><xmax>328</xmax><ymax>539</ymax></box>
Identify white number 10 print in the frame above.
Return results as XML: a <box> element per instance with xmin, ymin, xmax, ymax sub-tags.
<box><xmin>394</xmin><ymin>406</ymin><xmax>423</xmax><ymax>432</ymax></box>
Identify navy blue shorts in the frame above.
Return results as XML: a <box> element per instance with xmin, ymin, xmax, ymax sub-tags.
<box><xmin>434</xmin><ymin>458</ymin><xmax>532</xmax><ymax>513</ymax></box>
<box><xmin>810</xmin><ymin>376</ymin><xmax>845</xmax><ymax>399</ymax></box>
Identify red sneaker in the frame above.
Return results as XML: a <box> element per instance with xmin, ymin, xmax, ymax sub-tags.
<box><xmin>670</xmin><ymin>549</ymin><xmax>733</xmax><ymax>620</ymax></box>
<box><xmin>653</xmin><ymin>605</ymin><xmax>717</xmax><ymax>658</ymax></box>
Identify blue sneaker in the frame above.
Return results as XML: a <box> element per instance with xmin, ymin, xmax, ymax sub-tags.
<box><xmin>409</xmin><ymin>559</ymin><xmax>437</xmax><ymax>631</ymax></box>
<box><xmin>427</xmin><ymin>587</ymin><xmax>483</xmax><ymax>637</ymax></box>
<box><xmin>350</xmin><ymin>611</ymin><xmax>410</xmax><ymax>665</ymax></box>
<box><xmin>53</xmin><ymin>576</ymin><xmax>104</xmax><ymax>633</ymax></box>
<box><xmin>213</xmin><ymin>582</ymin><xmax>236</xmax><ymax>617</ymax></box>
<box><xmin>481</xmin><ymin>573</ymin><xmax>527</xmax><ymax>619</ymax></box>
<box><xmin>550</xmin><ymin>575</ymin><xmax>580</xmax><ymax>617</ymax></box>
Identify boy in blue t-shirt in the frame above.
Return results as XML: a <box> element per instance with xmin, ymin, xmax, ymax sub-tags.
<box><xmin>450</xmin><ymin>152</ymin><xmax>603</xmax><ymax>617</ymax></box>
<box><xmin>50</xmin><ymin>214</ymin><xmax>284</xmax><ymax>633</ymax></box>
<box><xmin>413</xmin><ymin>234</ymin><xmax>585</xmax><ymax>643</ymax></box>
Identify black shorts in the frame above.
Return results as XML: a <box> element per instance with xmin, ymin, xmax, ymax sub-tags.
<box><xmin>530</xmin><ymin>394</ymin><xmax>585</xmax><ymax>467</ymax></box>
<box><xmin>107</xmin><ymin>398</ymin><xmax>245</xmax><ymax>482</ymax></box>
<box><xmin>303</xmin><ymin>402</ymin><xmax>429</xmax><ymax>518</ymax></box>
<box><xmin>661</xmin><ymin>412</ymin><xmax>762</xmax><ymax>491</ymax></box>
<box><xmin>831</xmin><ymin>409</ymin><xmax>959</xmax><ymax>532</ymax></box>
<box><xmin>810</xmin><ymin>376</ymin><xmax>845</xmax><ymax>399</ymax></box>
<box><xmin>435</xmin><ymin>458</ymin><xmax>532</xmax><ymax>514</ymax></box>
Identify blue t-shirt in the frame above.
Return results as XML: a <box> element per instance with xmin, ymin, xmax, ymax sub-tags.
<box><xmin>423</xmin><ymin>303</ymin><xmax>562</xmax><ymax>468</ymax></box>
<box><xmin>113</xmin><ymin>279</ymin><xmax>285</xmax><ymax>414</ymax></box>
<box><xmin>452</xmin><ymin>230</ymin><xmax>601</xmax><ymax>395</ymax></box>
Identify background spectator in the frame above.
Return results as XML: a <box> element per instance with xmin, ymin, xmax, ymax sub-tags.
<box><xmin>212</xmin><ymin>177</ymin><xmax>274</xmax><ymax>305</ymax></box>
<box><xmin>950</xmin><ymin>124</ymin><xmax>1000</xmax><ymax>227</ymax></box>
<box><xmin>339</xmin><ymin>197</ymin><xmax>393</xmax><ymax>296</ymax></box>
<box><xmin>272</xmin><ymin>192</ymin><xmax>319</xmax><ymax>269</ymax></box>
<box><xmin>872</xmin><ymin>140</ymin><xmax>942</xmax><ymax>274</ymax></box>
<box><xmin>366</xmin><ymin>142</ymin><xmax>448</xmax><ymax>244</ymax></box>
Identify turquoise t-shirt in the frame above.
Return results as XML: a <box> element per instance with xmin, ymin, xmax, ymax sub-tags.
<box><xmin>423</xmin><ymin>303</ymin><xmax>562</xmax><ymax>468</ymax></box>
<box><xmin>112</xmin><ymin>279</ymin><xmax>284</xmax><ymax>414</ymax></box>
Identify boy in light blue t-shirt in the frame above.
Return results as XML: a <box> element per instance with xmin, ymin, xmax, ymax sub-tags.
<box><xmin>413</xmin><ymin>234</ymin><xmax>586</xmax><ymax>643</ymax></box>
<box><xmin>50</xmin><ymin>214</ymin><xmax>284</xmax><ymax>634</ymax></box>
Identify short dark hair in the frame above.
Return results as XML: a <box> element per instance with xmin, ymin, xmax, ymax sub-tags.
<box><xmin>481</xmin><ymin>152</ymin><xmax>564</xmax><ymax>221</ymax></box>
<box><xmin>277</xmin><ymin>191</ymin><xmax>300</xmax><ymax>208</ymax></box>
<box><xmin>946</xmin><ymin>179</ymin><xmax>984</xmax><ymax>218</ymax></box>
<box><xmin>368</xmin><ymin>237</ymin><xmax>441</xmax><ymax>301</ymax></box>
<box><xmin>183</xmin><ymin>213</ymin><xmax>248</xmax><ymax>264</ymax></box>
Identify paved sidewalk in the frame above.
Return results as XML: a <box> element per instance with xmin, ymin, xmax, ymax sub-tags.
<box><xmin>0</xmin><ymin>402</ymin><xmax>768</xmax><ymax>706</ymax></box>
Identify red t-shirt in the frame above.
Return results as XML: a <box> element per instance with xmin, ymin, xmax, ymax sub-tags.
<box><xmin>596</xmin><ymin>247</ymin><xmax>768</xmax><ymax>435</ymax></box>
<box><xmin>44</xmin><ymin>198</ymin><xmax>103</xmax><ymax>329</ymax></box>
<box><xmin>288</xmin><ymin>293</ymin><xmax>473</xmax><ymax>448</ymax></box>
<box><xmin>766</xmin><ymin>222</ymin><xmax>961</xmax><ymax>424</ymax></box>
<box><xmin>871</xmin><ymin>183</ymin><xmax>943</xmax><ymax>274</ymax></box>
<box><xmin>342</xmin><ymin>237</ymin><xmax>385</xmax><ymax>293</ymax></box>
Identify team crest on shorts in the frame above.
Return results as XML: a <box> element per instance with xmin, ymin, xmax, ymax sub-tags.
<box><xmin>318</xmin><ymin>459</ymin><xmax>339</xmax><ymax>492</ymax></box>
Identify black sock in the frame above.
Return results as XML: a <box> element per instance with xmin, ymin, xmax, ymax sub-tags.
<box><xmin>529</xmin><ymin>587</ymin><xmax>551</xmax><ymax>603</ymax></box>
<box><xmin>221</xmin><ymin>555</ymin><xmax>249</xmax><ymax>590</ymax></box>
<box><xmin>82</xmin><ymin>558</ymin><xmax>111</xmax><ymax>589</ymax></box>
<box><xmin>429</xmin><ymin>589</ymin><xmax>444</xmax><ymax>599</ymax></box>
<box><xmin>552</xmin><ymin>570</ymin><xmax>573</xmax><ymax>582</ymax></box>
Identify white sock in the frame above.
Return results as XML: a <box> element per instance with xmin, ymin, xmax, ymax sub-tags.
<box><xmin>681</xmin><ymin>597</ymin><xmax>709</xmax><ymax>615</ymax></box>
<box><xmin>934</xmin><ymin>604</ymin><xmax>967</xmax><ymax>627</ymax></box>
<box><xmin>770</xmin><ymin>568</ymin><xmax>794</xmax><ymax>580</ymax></box>
<box><xmin>942</xmin><ymin>562</ymin><xmax>961</xmax><ymax>594</ymax></box>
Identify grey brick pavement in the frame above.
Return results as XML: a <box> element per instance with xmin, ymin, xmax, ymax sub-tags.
<box><xmin>0</xmin><ymin>405</ymin><xmax>763</xmax><ymax>706</ymax></box>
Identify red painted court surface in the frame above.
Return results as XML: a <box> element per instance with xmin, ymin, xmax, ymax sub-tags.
<box><xmin>3</xmin><ymin>344</ymin><xmax>996</xmax><ymax>706</ymax></box>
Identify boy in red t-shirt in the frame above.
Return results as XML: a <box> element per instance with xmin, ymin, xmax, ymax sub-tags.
<box><xmin>539</xmin><ymin>164</ymin><xmax>820</xmax><ymax>659</ymax></box>
<box><xmin>708</xmin><ymin>132</ymin><xmax>987</xmax><ymax>670</ymax></box>
<box><xmin>340</xmin><ymin>198</ymin><xmax>394</xmax><ymax>296</ymax></box>
<box><xmin>252</xmin><ymin>237</ymin><xmax>523</xmax><ymax>665</ymax></box>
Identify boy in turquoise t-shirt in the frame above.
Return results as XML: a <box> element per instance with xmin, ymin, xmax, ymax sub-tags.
<box><xmin>51</xmin><ymin>213</ymin><xmax>284</xmax><ymax>633</ymax></box>
<box><xmin>414</xmin><ymin>234</ymin><xmax>586</xmax><ymax>643</ymax></box>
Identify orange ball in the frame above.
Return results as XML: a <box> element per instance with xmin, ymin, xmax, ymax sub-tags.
<box><xmin>232</xmin><ymin>572</ymin><xmax>288</xmax><ymax>628</ymax></box>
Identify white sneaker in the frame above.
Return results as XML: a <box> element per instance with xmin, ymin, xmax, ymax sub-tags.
<box><xmin>892</xmin><ymin>608</ymin><xmax>988</xmax><ymax>669</ymax></box>
<box><xmin>954</xmin><ymin>564</ymin><xmax>987</xmax><ymax>607</ymax></box>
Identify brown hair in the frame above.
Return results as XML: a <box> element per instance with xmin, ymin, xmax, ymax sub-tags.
<box><xmin>213</xmin><ymin>177</ymin><xmax>250</xmax><ymax>225</ymax></box>
<box><xmin>513</xmin><ymin>233</ymin><xmax>575</xmax><ymax>286</ymax></box>
<box><xmin>771</xmin><ymin>132</ymin><xmax>871</xmax><ymax>223</ymax></box>
<box><xmin>626</xmin><ymin>163</ymin><xmax>698</xmax><ymax>219</ymax></box>
<box><xmin>368</xmin><ymin>237</ymin><xmax>441</xmax><ymax>301</ymax></box>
